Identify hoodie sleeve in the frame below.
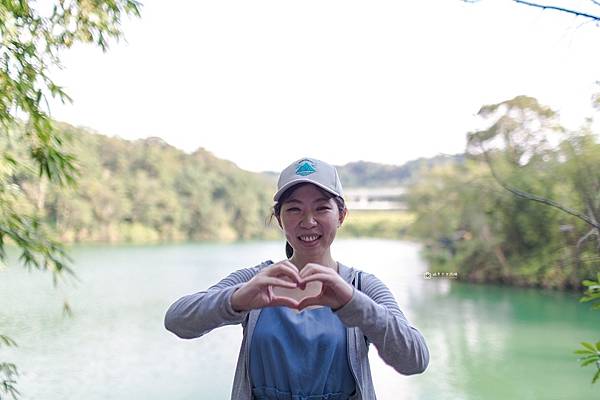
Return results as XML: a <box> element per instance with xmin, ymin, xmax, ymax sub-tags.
<box><xmin>334</xmin><ymin>272</ymin><xmax>430</xmax><ymax>375</ymax></box>
<box><xmin>164</xmin><ymin>263</ymin><xmax>266</xmax><ymax>339</ymax></box>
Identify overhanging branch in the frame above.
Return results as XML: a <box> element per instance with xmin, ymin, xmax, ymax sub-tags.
<box><xmin>478</xmin><ymin>146</ymin><xmax>600</xmax><ymax>230</ymax></box>
<box><xmin>513</xmin><ymin>0</ymin><xmax>600</xmax><ymax>22</ymax></box>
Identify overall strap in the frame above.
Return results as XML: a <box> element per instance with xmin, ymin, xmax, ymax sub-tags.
<box><xmin>351</xmin><ymin>271</ymin><xmax>369</xmax><ymax>348</ymax></box>
<box><xmin>351</xmin><ymin>270</ymin><xmax>362</xmax><ymax>289</ymax></box>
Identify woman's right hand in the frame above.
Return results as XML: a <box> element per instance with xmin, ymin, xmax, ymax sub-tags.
<box><xmin>230</xmin><ymin>260</ymin><xmax>301</xmax><ymax>312</ymax></box>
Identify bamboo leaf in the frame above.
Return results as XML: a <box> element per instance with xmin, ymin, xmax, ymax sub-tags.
<box><xmin>582</xmin><ymin>342</ymin><xmax>597</xmax><ymax>352</ymax></box>
<box><xmin>581</xmin><ymin>358</ymin><xmax>600</xmax><ymax>367</ymax></box>
<box><xmin>0</xmin><ymin>335</ymin><xmax>17</xmax><ymax>347</ymax></box>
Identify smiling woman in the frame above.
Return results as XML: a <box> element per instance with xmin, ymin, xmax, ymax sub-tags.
<box><xmin>164</xmin><ymin>157</ymin><xmax>430</xmax><ymax>400</ymax></box>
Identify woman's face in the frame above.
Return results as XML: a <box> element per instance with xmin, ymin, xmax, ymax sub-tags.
<box><xmin>278</xmin><ymin>184</ymin><xmax>346</xmax><ymax>259</ymax></box>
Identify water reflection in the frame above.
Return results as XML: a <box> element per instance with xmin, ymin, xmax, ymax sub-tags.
<box><xmin>0</xmin><ymin>240</ymin><xmax>597</xmax><ymax>400</ymax></box>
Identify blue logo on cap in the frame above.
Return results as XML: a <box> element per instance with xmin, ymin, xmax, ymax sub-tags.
<box><xmin>296</xmin><ymin>159</ymin><xmax>316</xmax><ymax>176</ymax></box>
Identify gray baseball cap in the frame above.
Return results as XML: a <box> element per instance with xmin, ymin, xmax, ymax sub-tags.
<box><xmin>273</xmin><ymin>157</ymin><xmax>344</xmax><ymax>202</ymax></box>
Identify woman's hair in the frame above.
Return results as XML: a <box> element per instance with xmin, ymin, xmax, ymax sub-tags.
<box><xmin>268</xmin><ymin>182</ymin><xmax>346</xmax><ymax>259</ymax></box>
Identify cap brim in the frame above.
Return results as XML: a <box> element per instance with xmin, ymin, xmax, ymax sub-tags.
<box><xmin>273</xmin><ymin>178</ymin><xmax>341</xmax><ymax>202</ymax></box>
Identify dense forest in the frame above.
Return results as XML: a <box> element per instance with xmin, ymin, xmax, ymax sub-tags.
<box><xmin>4</xmin><ymin>95</ymin><xmax>598</xmax><ymax>292</ymax></box>
<box><xmin>4</xmin><ymin>123</ymin><xmax>275</xmax><ymax>243</ymax></box>
<box><xmin>3</xmin><ymin>122</ymin><xmax>440</xmax><ymax>244</ymax></box>
<box><xmin>406</xmin><ymin>96</ymin><xmax>600</xmax><ymax>290</ymax></box>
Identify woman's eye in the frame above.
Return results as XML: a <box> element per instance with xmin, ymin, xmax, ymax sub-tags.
<box><xmin>286</xmin><ymin>207</ymin><xmax>300</xmax><ymax>212</ymax></box>
<box><xmin>318</xmin><ymin>207</ymin><xmax>331</xmax><ymax>211</ymax></box>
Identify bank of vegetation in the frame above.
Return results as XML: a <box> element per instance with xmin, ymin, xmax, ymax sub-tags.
<box><xmin>4</xmin><ymin>95</ymin><xmax>598</xmax><ymax>294</ymax></box>
<box><xmin>3</xmin><ymin>123</ymin><xmax>431</xmax><ymax>244</ymax></box>
<box><xmin>405</xmin><ymin>95</ymin><xmax>600</xmax><ymax>291</ymax></box>
<box><xmin>5</xmin><ymin>123</ymin><xmax>282</xmax><ymax>243</ymax></box>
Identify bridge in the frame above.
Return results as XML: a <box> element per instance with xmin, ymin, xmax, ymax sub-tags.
<box><xmin>344</xmin><ymin>187</ymin><xmax>407</xmax><ymax>211</ymax></box>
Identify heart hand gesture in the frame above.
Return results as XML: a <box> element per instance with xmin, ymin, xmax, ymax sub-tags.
<box><xmin>296</xmin><ymin>263</ymin><xmax>354</xmax><ymax>311</ymax></box>
<box><xmin>230</xmin><ymin>260</ymin><xmax>302</xmax><ymax>312</ymax></box>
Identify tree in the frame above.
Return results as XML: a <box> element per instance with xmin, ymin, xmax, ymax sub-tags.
<box><xmin>464</xmin><ymin>0</ymin><xmax>600</xmax><ymax>23</ymax></box>
<box><xmin>0</xmin><ymin>1</ymin><xmax>141</xmax><ymax>398</ymax></box>
<box><xmin>576</xmin><ymin>272</ymin><xmax>600</xmax><ymax>384</ymax></box>
<box><xmin>468</xmin><ymin>95</ymin><xmax>600</xmax><ymax>384</ymax></box>
<box><xmin>406</xmin><ymin>93</ymin><xmax>600</xmax><ymax>383</ymax></box>
<box><xmin>468</xmin><ymin>96</ymin><xmax>600</xmax><ymax>250</ymax></box>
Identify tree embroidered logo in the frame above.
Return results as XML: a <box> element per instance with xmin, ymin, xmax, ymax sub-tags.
<box><xmin>296</xmin><ymin>159</ymin><xmax>317</xmax><ymax>176</ymax></box>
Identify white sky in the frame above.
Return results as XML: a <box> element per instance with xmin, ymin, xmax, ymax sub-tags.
<box><xmin>49</xmin><ymin>0</ymin><xmax>600</xmax><ymax>173</ymax></box>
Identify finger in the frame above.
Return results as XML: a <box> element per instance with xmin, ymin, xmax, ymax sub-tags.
<box><xmin>265</xmin><ymin>269</ymin><xmax>296</xmax><ymax>284</ymax></box>
<box><xmin>260</xmin><ymin>276</ymin><xmax>298</xmax><ymax>289</ymax></box>
<box><xmin>269</xmin><ymin>295</ymin><xmax>300</xmax><ymax>309</ymax></box>
<box><xmin>265</xmin><ymin>262</ymin><xmax>301</xmax><ymax>283</ymax></box>
<box><xmin>298</xmin><ymin>268</ymin><xmax>332</xmax><ymax>289</ymax></box>
<box><xmin>299</xmin><ymin>272</ymin><xmax>337</xmax><ymax>286</ymax></box>
<box><xmin>281</xmin><ymin>260</ymin><xmax>300</xmax><ymax>272</ymax></box>
<box><xmin>280</xmin><ymin>261</ymin><xmax>303</xmax><ymax>281</ymax></box>
<box><xmin>299</xmin><ymin>263</ymin><xmax>332</xmax><ymax>279</ymax></box>
<box><xmin>297</xmin><ymin>293</ymin><xmax>325</xmax><ymax>310</ymax></box>
<box><xmin>270</xmin><ymin>259</ymin><xmax>297</xmax><ymax>271</ymax></box>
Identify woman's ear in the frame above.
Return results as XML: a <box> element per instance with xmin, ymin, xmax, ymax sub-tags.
<box><xmin>276</xmin><ymin>215</ymin><xmax>283</xmax><ymax>230</ymax></box>
<box><xmin>338</xmin><ymin>208</ymin><xmax>348</xmax><ymax>227</ymax></box>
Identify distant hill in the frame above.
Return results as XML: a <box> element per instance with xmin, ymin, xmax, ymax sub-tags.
<box><xmin>260</xmin><ymin>154</ymin><xmax>464</xmax><ymax>188</ymax></box>
<box><xmin>337</xmin><ymin>155</ymin><xmax>464</xmax><ymax>187</ymax></box>
<box><xmin>6</xmin><ymin>122</ymin><xmax>463</xmax><ymax>243</ymax></box>
<box><xmin>9</xmin><ymin>122</ymin><xmax>276</xmax><ymax>243</ymax></box>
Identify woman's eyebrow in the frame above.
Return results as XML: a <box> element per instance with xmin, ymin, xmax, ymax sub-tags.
<box><xmin>285</xmin><ymin>198</ymin><xmax>329</xmax><ymax>204</ymax></box>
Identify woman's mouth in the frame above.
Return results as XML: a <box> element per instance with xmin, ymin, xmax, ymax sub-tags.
<box><xmin>298</xmin><ymin>234</ymin><xmax>322</xmax><ymax>244</ymax></box>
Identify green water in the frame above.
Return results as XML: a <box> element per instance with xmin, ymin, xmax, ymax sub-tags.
<box><xmin>0</xmin><ymin>239</ymin><xmax>597</xmax><ymax>399</ymax></box>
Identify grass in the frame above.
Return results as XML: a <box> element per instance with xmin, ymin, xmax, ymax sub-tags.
<box><xmin>339</xmin><ymin>210</ymin><xmax>415</xmax><ymax>239</ymax></box>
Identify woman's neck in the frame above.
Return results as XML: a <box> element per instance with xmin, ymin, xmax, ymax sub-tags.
<box><xmin>289</xmin><ymin>254</ymin><xmax>337</xmax><ymax>272</ymax></box>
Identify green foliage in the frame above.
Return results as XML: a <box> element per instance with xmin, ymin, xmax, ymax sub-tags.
<box><xmin>0</xmin><ymin>362</ymin><xmax>18</xmax><ymax>400</ymax></box>
<box><xmin>408</xmin><ymin>94</ymin><xmax>600</xmax><ymax>385</ymax></box>
<box><xmin>407</xmin><ymin>96</ymin><xmax>600</xmax><ymax>290</ymax></box>
<box><xmin>467</xmin><ymin>95</ymin><xmax>561</xmax><ymax>167</ymax></box>
<box><xmin>0</xmin><ymin>335</ymin><xmax>18</xmax><ymax>399</ymax></box>
<box><xmin>6</xmin><ymin>122</ymin><xmax>431</xmax><ymax>246</ymax></box>
<box><xmin>577</xmin><ymin>274</ymin><xmax>600</xmax><ymax>383</ymax></box>
<box><xmin>574</xmin><ymin>339</ymin><xmax>600</xmax><ymax>384</ymax></box>
<box><xmin>0</xmin><ymin>1</ymin><xmax>141</xmax><ymax>398</ymax></box>
<box><xmin>36</xmin><ymin>127</ymin><xmax>278</xmax><ymax>242</ymax></box>
<box><xmin>339</xmin><ymin>210</ymin><xmax>414</xmax><ymax>238</ymax></box>
<box><xmin>580</xmin><ymin>273</ymin><xmax>600</xmax><ymax>311</ymax></box>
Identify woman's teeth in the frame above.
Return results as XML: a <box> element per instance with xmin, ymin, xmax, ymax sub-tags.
<box><xmin>299</xmin><ymin>235</ymin><xmax>320</xmax><ymax>242</ymax></box>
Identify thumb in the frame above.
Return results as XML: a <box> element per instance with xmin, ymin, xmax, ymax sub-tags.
<box><xmin>297</xmin><ymin>293</ymin><xmax>325</xmax><ymax>311</ymax></box>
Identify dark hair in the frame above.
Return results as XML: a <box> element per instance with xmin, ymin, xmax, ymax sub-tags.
<box><xmin>268</xmin><ymin>182</ymin><xmax>346</xmax><ymax>258</ymax></box>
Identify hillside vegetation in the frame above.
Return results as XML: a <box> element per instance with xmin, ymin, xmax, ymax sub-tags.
<box><xmin>5</xmin><ymin>123</ymin><xmax>428</xmax><ymax>243</ymax></box>
<box><xmin>406</xmin><ymin>96</ymin><xmax>600</xmax><ymax>290</ymax></box>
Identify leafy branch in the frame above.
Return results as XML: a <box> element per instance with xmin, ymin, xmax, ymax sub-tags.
<box><xmin>478</xmin><ymin>146</ymin><xmax>600</xmax><ymax>231</ymax></box>
<box><xmin>0</xmin><ymin>335</ymin><xmax>19</xmax><ymax>400</ymax></box>
<box><xmin>575</xmin><ymin>273</ymin><xmax>600</xmax><ymax>383</ymax></box>
<box><xmin>581</xmin><ymin>273</ymin><xmax>600</xmax><ymax>311</ymax></box>
<box><xmin>513</xmin><ymin>0</ymin><xmax>600</xmax><ymax>22</ymax></box>
<box><xmin>463</xmin><ymin>0</ymin><xmax>600</xmax><ymax>22</ymax></box>
<box><xmin>0</xmin><ymin>1</ymin><xmax>142</xmax><ymax>398</ymax></box>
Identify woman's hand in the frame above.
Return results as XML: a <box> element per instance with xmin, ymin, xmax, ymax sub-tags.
<box><xmin>297</xmin><ymin>263</ymin><xmax>354</xmax><ymax>311</ymax></box>
<box><xmin>230</xmin><ymin>260</ymin><xmax>302</xmax><ymax>312</ymax></box>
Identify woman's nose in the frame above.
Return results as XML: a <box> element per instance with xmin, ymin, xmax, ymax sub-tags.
<box><xmin>300</xmin><ymin>213</ymin><xmax>317</xmax><ymax>227</ymax></box>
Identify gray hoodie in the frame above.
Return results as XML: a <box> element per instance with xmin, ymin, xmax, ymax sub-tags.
<box><xmin>164</xmin><ymin>261</ymin><xmax>430</xmax><ymax>399</ymax></box>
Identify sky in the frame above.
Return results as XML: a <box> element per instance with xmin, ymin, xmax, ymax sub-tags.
<box><xmin>49</xmin><ymin>0</ymin><xmax>600</xmax><ymax>173</ymax></box>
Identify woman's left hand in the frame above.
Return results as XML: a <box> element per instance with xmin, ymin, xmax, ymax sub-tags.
<box><xmin>297</xmin><ymin>263</ymin><xmax>354</xmax><ymax>311</ymax></box>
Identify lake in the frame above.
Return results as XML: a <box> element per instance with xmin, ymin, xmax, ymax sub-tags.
<box><xmin>0</xmin><ymin>239</ymin><xmax>598</xmax><ymax>399</ymax></box>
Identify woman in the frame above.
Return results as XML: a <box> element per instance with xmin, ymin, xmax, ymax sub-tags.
<box><xmin>164</xmin><ymin>157</ymin><xmax>430</xmax><ymax>400</ymax></box>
